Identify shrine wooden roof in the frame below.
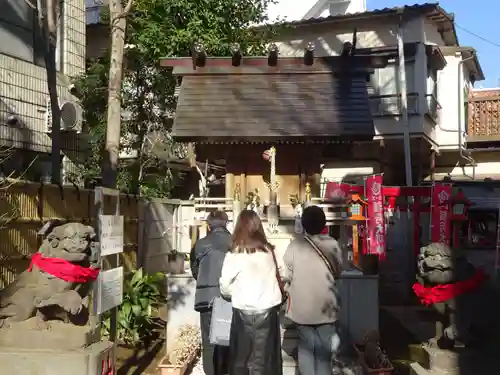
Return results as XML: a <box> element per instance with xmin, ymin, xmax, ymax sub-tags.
<box><xmin>161</xmin><ymin>56</ymin><xmax>386</xmax><ymax>143</ymax></box>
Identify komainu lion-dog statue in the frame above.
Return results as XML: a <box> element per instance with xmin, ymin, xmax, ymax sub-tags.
<box><xmin>0</xmin><ymin>222</ymin><xmax>99</xmax><ymax>329</ymax></box>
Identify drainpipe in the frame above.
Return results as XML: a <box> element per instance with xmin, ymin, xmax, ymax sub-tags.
<box><xmin>397</xmin><ymin>19</ymin><xmax>413</xmax><ymax>187</ymax></box>
<box><xmin>458</xmin><ymin>55</ymin><xmax>476</xmax><ymax>179</ymax></box>
<box><xmin>398</xmin><ymin>18</ymin><xmax>415</xmax><ymax>301</ymax></box>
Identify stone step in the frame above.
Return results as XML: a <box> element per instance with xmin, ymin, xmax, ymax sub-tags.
<box><xmin>410</xmin><ymin>362</ymin><xmax>435</xmax><ymax>375</ymax></box>
<box><xmin>283</xmin><ymin>366</ymin><xmax>299</xmax><ymax>375</ymax></box>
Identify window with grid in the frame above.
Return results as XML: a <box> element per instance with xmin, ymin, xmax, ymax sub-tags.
<box><xmin>351</xmin><ymin>203</ymin><xmax>362</xmax><ymax>216</ymax></box>
<box><xmin>459</xmin><ymin>209</ymin><xmax>499</xmax><ymax>250</ymax></box>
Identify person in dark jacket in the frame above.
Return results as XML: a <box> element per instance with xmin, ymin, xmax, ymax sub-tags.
<box><xmin>190</xmin><ymin>210</ymin><xmax>231</xmax><ymax>375</ymax></box>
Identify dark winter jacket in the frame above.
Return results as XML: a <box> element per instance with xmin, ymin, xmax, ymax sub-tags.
<box><xmin>190</xmin><ymin>227</ymin><xmax>231</xmax><ymax>311</ymax></box>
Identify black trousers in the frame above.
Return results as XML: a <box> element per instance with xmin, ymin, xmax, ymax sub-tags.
<box><xmin>229</xmin><ymin>307</ymin><xmax>283</xmax><ymax>375</ymax></box>
<box><xmin>200</xmin><ymin>309</ymin><xmax>229</xmax><ymax>375</ymax></box>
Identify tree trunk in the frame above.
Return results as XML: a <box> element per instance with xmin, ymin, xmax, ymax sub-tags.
<box><xmin>102</xmin><ymin>0</ymin><xmax>131</xmax><ymax>188</ymax></box>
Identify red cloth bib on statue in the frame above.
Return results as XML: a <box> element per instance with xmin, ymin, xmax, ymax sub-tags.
<box><xmin>29</xmin><ymin>253</ymin><xmax>100</xmax><ymax>283</ymax></box>
<box><xmin>413</xmin><ymin>270</ymin><xmax>487</xmax><ymax>305</ymax></box>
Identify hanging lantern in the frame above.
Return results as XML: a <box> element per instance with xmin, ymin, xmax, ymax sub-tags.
<box><xmin>348</xmin><ymin>192</ymin><xmax>367</xmax><ymax>221</ymax></box>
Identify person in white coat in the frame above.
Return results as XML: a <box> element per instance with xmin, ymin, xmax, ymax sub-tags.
<box><xmin>219</xmin><ymin>209</ymin><xmax>285</xmax><ymax>375</ymax></box>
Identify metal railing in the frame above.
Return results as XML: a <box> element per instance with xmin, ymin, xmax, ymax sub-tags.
<box><xmin>369</xmin><ymin>93</ymin><xmax>419</xmax><ymax>116</ymax></box>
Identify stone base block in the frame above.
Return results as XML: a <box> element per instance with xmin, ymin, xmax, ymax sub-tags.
<box><xmin>0</xmin><ymin>340</ymin><xmax>115</xmax><ymax>375</ymax></box>
<box><xmin>0</xmin><ymin>318</ymin><xmax>97</xmax><ymax>350</ymax></box>
<box><xmin>410</xmin><ymin>362</ymin><xmax>434</xmax><ymax>375</ymax></box>
<box><xmin>424</xmin><ymin>346</ymin><xmax>460</xmax><ymax>374</ymax></box>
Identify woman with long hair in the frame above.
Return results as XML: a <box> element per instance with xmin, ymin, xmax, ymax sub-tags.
<box><xmin>219</xmin><ymin>210</ymin><xmax>284</xmax><ymax>375</ymax></box>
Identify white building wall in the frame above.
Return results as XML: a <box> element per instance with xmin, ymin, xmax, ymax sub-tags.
<box><xmin>267</xmin><ymin>0</ymin><xmax>367</xmax><ymax>23</ymax></box>
<box><xmin>423</xmin><ymin>19</ymin><xmax>445</xmax><ymax>45</ymax></box>
<box><xmin>0</xmin><ymin>0</ymin><xmax>86</xmax><ymax>153</ymax></box>
<box><xmin>275</xmin><ymin>15</ymin><xmax>480</xmax><ymax>150</ymax></box>
<box><xmin>435</xmin><ymin>54</ymin><xmax>471</xmax><ymax>149</ymax></box>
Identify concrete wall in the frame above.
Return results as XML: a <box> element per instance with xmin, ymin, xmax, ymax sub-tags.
<box><xmin>434</xmin><ymin>54</ymin><xmax>472</xmax><ymax>150</ymax></box>
<box><xmin>139</xmin><ymin>200</ymin><xmax>195</xmax><ymax>275</ymax></box>
<box><xmin>0</xmin><ymin>0</ymin><xmax>86</xmax><ymax>156</ymax></box>
<box><xmin>423</xmin><ymin>18</ymin><xmax>445</xmax><ymax>45</ymax></box>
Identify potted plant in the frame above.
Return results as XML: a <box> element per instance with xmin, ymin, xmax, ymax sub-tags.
<box><xmin>354</xmin><ymin>331</ymin><xmax>394</xmax><ymax>375</ymax></box>
<box><xmin>158</xmin><ymin>324</ymin><xmax>201</xmax><ymax>375</ymax></box>
<box><xmin>168</xmin><ymin>250</ymin><xmax>186</xmax><ymax>275</ymax></box>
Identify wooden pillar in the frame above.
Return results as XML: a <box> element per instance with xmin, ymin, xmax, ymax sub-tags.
<box><xmin>430</xmin><ymin>150</ymin><xmax>436</xmax><ymax>182</ymax></box>
<box><xmin>239</xmin><ymin>172</ymin><xmax>246</xmax><ymax>203</ymax></box>
<box><xmin>298</xmin><ymin>145</ymin><xmax>306</xmax><ymax>201</ymax></box>
<box><xmin>378</xmin><ymin>140</ymin><xmax>389</xmax><ymax>182</ymax></box>
<box><xmin>225</xmin><ymin>172</ymin><xmax>234</xmax><ymax>199</ymax></box>
<box><xmin>225</xmin><ymin>147</ymin><xmax>235</xmax><ymax>199</ymax></box>
<box><xmin>352</xmin><ymin>224</ymin><xmax>360</xmax><ymax>265</ymax></box>
<box><xmin>416</xmin><ymin>142</ymin><xmax>424</xmax><ymax>185</ymax></box>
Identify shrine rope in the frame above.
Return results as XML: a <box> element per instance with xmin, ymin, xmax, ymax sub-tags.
<box><xmin>412</xmin><ymin>269</ymin><xmax>487</xmax><ymax>305</ymax></box>
<box><xmin>29</xmin><ymin>253</ymin><xmax>100</xmax><ymax>283</ymax></box>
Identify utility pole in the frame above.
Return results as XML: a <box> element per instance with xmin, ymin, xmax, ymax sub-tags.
<box><xmin>100</xmin><ymin>0</ymin><xmax>133</xmax><ymax>344</ymax></box>
<box><xmin>102</xmin><ymin>0</ymin><xmax>133</xmax><ymax>188</ymax></box>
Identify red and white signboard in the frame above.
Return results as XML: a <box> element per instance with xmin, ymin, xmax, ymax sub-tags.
<box><xmin>431</xmin><ymin>183</ymin><xmax>452</xmax><ymax>245</ymax></box>
<box><xmin>324</xmin><ymin>182</ymin><xmax>351</xmax><ymax>200</ymax></box>
<box><xmin>366</xmin><ymin>174</ymin><xmax>386</xmax><ymax>258</ymax></box>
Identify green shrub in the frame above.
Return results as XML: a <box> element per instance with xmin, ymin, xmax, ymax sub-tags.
<box><xmin>102</xmin><ymin>268</ymin><xmax>164</xmax><ymax>344</ymax></box>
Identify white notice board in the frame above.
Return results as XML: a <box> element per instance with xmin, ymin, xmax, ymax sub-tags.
<box><xmin>97</xmin><ymin>266</ymin><xmax>124</xmax><ymax>314</ymax></box>
<box><xmin>99</xmin><ymin>215</ymin><xmax>124</xmax><ymax>256</ymax></box>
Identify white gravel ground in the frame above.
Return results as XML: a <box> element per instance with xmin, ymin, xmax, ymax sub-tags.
<box><xmin>186</xmin><ymin>355</ymin><xmax>362</xmax><ymax>375</ymax></box>
<box><xmin>187</xmin><ymin>356</ymin><xmax>205</xmax><ymax>375</ymax></box>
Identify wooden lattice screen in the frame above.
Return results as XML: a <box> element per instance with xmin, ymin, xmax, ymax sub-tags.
<box><xmin>468</xmin><ymin>89</ymin><xmax>500</xmax><ymax>138</ymax></box>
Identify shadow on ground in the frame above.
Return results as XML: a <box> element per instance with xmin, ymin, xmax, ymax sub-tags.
<box><xmin>117</xmin><ymin>319</ymin><xmax>166</xmax><ymax>375</ymax></box>
<box><xmin>380</xmin><ymin>301</ymin><xmax>500</xmax><ymax>375</ymax></box>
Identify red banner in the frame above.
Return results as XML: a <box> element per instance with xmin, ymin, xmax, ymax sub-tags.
<box><xmin>366</xmin><ymin>174</ymin><xmax>386</xmax><ymax>258</ymax></box>
<box><xmin>431</xmin><ymin>184</ymin><xmax>452</xmax><ymax>245</ymax></box>
<box><xmin>324</xmin><ymin>182</ymin><xmax>351</xmax><ymax>200</ymax></box>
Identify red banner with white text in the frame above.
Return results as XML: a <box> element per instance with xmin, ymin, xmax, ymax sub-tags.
<box><xmin>366</xmin><ymin>174</ymin><xmax>386</xmax><ymax>258</ymax></box>
<box><xmin>431</xmin><ymin>183</ymin><xmax>452</xmax><ymax>245</ymax></box>
<box><xmin>324</xmin><ymin>182</ymin><xmax>352</xmax><ymax>200</ymax></box>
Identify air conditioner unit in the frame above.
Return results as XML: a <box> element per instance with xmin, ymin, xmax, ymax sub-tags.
<box><xmin>45</xmin><ymin>99</ymin><xmax>83</xmax><ymax>133</ymax></box>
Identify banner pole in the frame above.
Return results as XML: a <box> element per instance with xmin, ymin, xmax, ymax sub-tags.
<box><xmin>364</xmin><ymin>175</ymin><xmax>369</xmax><ymax>255</ymax></box>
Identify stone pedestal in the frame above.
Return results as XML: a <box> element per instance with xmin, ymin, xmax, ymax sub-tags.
<box><xmin>410</xmin><ymin>346</ymin><xmax>461</xmax><ymax>375</ymax></box>
<box><xmin>426</xmin><ymin>346</ymin><xmax>460</xmax><ymax>374</ymax></box>
<box><xmin>0</xmin><ymin>340</ymin><xmax>115</xmax><ymax>375</ymax></box>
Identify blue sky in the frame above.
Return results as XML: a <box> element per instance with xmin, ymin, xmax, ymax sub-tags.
<box><xmin>370</xmin><ymin>1</ymin><xmax>499</xmax><ymax>88</ymax></box>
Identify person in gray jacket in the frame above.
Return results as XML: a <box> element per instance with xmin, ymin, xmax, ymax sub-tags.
<box><xmin>284</xmin><ymin>205</ymin><xmax>343</xmax><ymax>375</ymax></box>
<box><xmin>190</xmin><ymin>210</ymin><xmax>231</xmax><ymax>375</ymax></box>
